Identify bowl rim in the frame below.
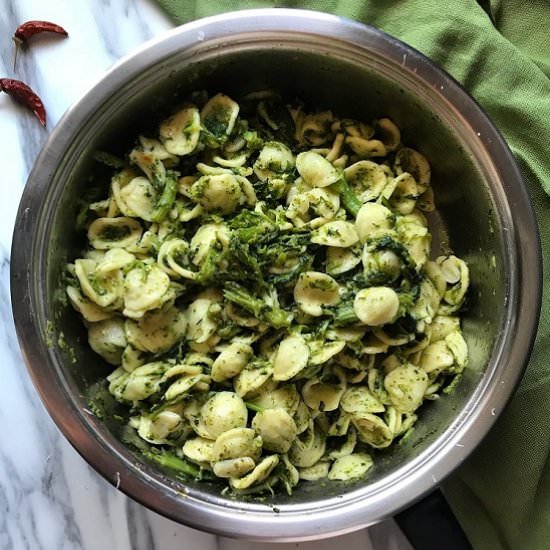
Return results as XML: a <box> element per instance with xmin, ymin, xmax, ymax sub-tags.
<box><xmin>10</xmin><ymin>8</ymin><xmax>542</xmax><ymax>541</ymax></box>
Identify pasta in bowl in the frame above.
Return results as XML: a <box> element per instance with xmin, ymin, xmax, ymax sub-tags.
<box><xmin>66</xmin><ymin>90</ymin><xmax>470</xmax><ymax>493</ymax></box>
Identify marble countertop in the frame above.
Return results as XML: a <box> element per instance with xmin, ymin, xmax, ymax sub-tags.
<box><xmin>1</xmin><ymin>1</ymin><xmax>413</xmax><ymax>548</ymax></box>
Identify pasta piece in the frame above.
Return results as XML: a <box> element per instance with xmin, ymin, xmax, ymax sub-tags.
<box><xmin>340</xmin><ymin>386</ymin><xmax>385</xmax><ymax>415</ymax></box>
<box><xmin>293</xmin><ymin>400</ymin><xmax>311</xmax><ymax>435</ymax></box>
<box><xmin>394</xmin><ymin>147</ymin><xmax>431</xmax><ymax>192</ymax></box>
<box><xmin>344</xmin><ymin>160</ymin><xmax>387</xmax><ymax>202</ymax></box>
<box><xmin>123</xmin><ymin>265</ymin><xmax>172</xmax><ymax>319</ymax></box>
<box><xmin>213</xmin><ymin>457</ymin><xmax>255</xmax><ymax>478</ymax></box>
<box><xmin>438</xmin><ymin>255</ymin><xmax>470</xmax><ymax>310</ymax></box>
<box><xmin>301</xmin><ymin>377</ymin><xmax>345</xmax><ymax>412</ymax></box>
<box><xmin>230</xmin><ymin>455</ymin><xmax>279</xmax><ymax>490</ymax></box>
<box><xmin>225</xmin><ymin>302</ymin><xmax>260</xmax><ymax>328</ymax></box>
<box><xmin>121</xmin><ymin>345</ymin><xmax>145</xmax><ymax>372</ymax></box>
<box><xmin>299</xmin><ymin>462</ymin><xmax>330</xmax><ymax>481</ymax></box>
<box><xmin>445</xmin><ymin>331</ymin><xmax>468</xmax><ymax>370</ymax></box>
<box><xmin>198</xmin><ymin>392</ymin><xmax>248</xmax><ymax>440</ymax></box>
<box><xmin>111</xmin><ymin>168</ymin><xmax>139</xmax><ymax>214</ymax></box>
<box><xmin>278</xmin><ymin>453</ymin><xmax>300</xmax><ymax>492</ymax></box>
<box><xmin>159</xmin><ymin>105</ymin><xmax>201</xmax><ymax>156</ymax></box>
<box><xmin>396</xmin><ymin>212</ymin><xmax>431</xmax><ymax>267</ymax></box>
<box><xmin>374</xmin><ymin>328</ymin><xmax>414</xmax><ymax>347</ymax></box>
<box><xmin>117</xmin><ymin>176</ymin><xmax>156</xmax><ymax>221</ymax></box>
<box><xmin>295</xmin><ymin>111</ymin><xmax>334</xmax><ymax>146</ymax></box>
<box><xmin>417</xmin><ymin>186</ymin><xmax>435</xmax><ymax>212</ymax></box>
<box><xmin>410</xmin><ymin>279</ymin><xmax>441</xmax><ymax>323</ymax></box>
<box><xmin>164</xmin><ymin>367</ymin><xmax>208</xmax><ymax>402</ymax></box>
<box><xmin>306</xmin><ymin>187</ymin><xmax>340</xmax><ymax>218</ymax></box>
<box><xmin>362</xmin><ymin>245</ymin><xmax>402</xmax><ymax>282</ymax></box>
<box><xmin>328</xmin><ymin>453</ymin><xmax>373</xmax><ymax>481</ymax></box>
<box><xmin>125</xmin><ymin>305</ymin><xmax>187</xmax><ymax>353</ymax></box>
<box><xmin>95</xmin><ymin>248</ymin><xmax>135</xmax><ymax>274</ymax></box>
<box><xmin>293</xmin><ymin>272</ymin><xmax>340</xmax><ymax>317</ymax></box>
<box><xmin>213</xmin><ymin>152</ymin><xmax>248</xmax><ymax>168</ymax></box>
<box><xmin>189</xmin><ymin>223</ymin><xmax>229</xmax><ymax>266</ymax></box>
<box><xmin>252</xmin><ymin>409</ymin><xmax>298</xmax><ymax>453</ymax></box>
<box><xmin>345</xmin><ymin>136</ymin><xmax>386</xmax><ymax>158</ymax></box>
<box><xmin>419</xmin><ymin>340</ymin><xmax>455</xmax><ymax>376</ymax></box>
<box><xmin>308</xmin><ymin>340</ymin><xmax>346</xmax><ymax>365</ymax></box>
<box><xmin>234</xmin><ymin>360</ymin><xmax>274</xmax><ymax>398</ymax></box>
<box><xmin>326</xmin><ymin>245</ymin><xmax>362</xmax><ymax>275</ymax></box>
<box><xmin>200</xmin><ymin>93</ymin><xmax>240</xmax><ymax>145</ymax></box>
<box><xmin>88</xmin><ymin>217</ymin><xmax>143</xmax><ymax>250</ymax></box>
<box><xmin>129</xmin><ymin>148</ymin><xmax>166</xmax><ymax>185</ymax></box>
<box><xmin>127</xmin><ymin>227</ymin><xmax>159</xmax><ymax>255</ymax></box>
<box><xmin>88</xmin><ymin>318</ymin><xmax>127</xmax><ymax>365</ymax></box>
<box><xmin>134</xmin><ymin>409</ymin><xmax>187</xmax><ymax>445</ymax></box>
<box><xmin>311</xmin><ymin>221</ymin><xmax>359</xmax><ymax>248</ymax></box>
<box><xmin>253</xmin><ymin>141</ymin><xmax>294</xmax><ymax>182</ymax></box>
<box><xmin>211</xmin><ymin>428</ymin><xmax>262</xmax><ymax>462</ymax></box>
<box><xmin>247</xmin><ymin>385</ymin><xmax>300</xmax><ymax>414</ymax></box>
<box><xmin>273</xmin><ymin>335</ymin><xmax>309</xmax><ymax>381</ymax></box>
<box><xmin>138</xmin><ymin>135</ymin><xmax>178</xmax><ymax>164</ymax></box>
<box><xmin>430</xmin><ymin>315</ymin><xmax>461</xmax><ymax>341</ymax></box>
<box><xmin>327</xmin><ymin>428</ymin><xmax>357</xmax><ymax>458</ymax></box>
<box><xmin>355</xmin><ymin>203</ymin><xmax>393</xmax><ymax>242</ymax></box>
<box><xmin>353</xmin><ymin>287</ymin><xmax>400</xmax><ymax>326</ymax></box>
<box><xmin>288</xmin><ymin>422</ymin><xmax>326</xmax><ymax>468</ymax></box>
<box><xmin>182</xmin><ymin>437</ymin><xmax>215</xmax><ymax>465</ymax></box>
<box><xmin>66</xmin><ymin>285</ymin><xmax>112</xmax><ymax>322</ymax></box>
<box><xmin>327</xmin><ymin>326</ymin><xmax>366</xmax><ymax>342</ymax></box>
<box><xmin>296</xmin><ymin>151</ymin><xmax>340</xmax><ymax>188</ymax></box>
<box><xmin>375</xmin><ymin>118</ymin><xmax>401</xmax><ymax>151</ymax></box>
<box><xmin>184</xmin><ymin>291</ymin><xmax>222</xmax><ymax>344</ymax></box>
<box><xmin>108</xmin><ymin>361</ymin><xmax>170</xmax><ymax>402</ymax></box>
<box><xmin>352</xmin><ymin>413</ymin><xmax>393</xmax><ymax>448</ymax></box>
<box><xmin>384</xmin><ymin>363</ymin><xmax>429</xmax><ymax>413</ymax></box>
<box><xmin>189</xmin><ymin>174</ymin><xmax>243</xmax><ymax>214</ymax></box>
<box><xmin>74</xmin><ymin>258</ymin><xmax>123</xmax><ymax>308</ymax></box>
<box><xmin>388</xmin><ymin>173</ymin><xmax>418</xmax><ymax>215</ymax></box>
<box><xmin>157</xmin><ymin>239</ymin><xmax>196</xmax><ymax>280</ymax></box>
<box><xmin>211</xmin><ymin>342</ymin><xmax>253</xmax><ymax>382</ymax></box>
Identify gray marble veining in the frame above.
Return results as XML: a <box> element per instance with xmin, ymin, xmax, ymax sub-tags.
<box><xmin>0</xmin><ymin>0</ymin><xmax>413</xmax><ymax>547</ymax></box>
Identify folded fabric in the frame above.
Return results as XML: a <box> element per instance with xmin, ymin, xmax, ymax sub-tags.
<box><xmin>154</xmin><ymin>1</ymin><xmax>550</xmax><ymax>547</ymax></box>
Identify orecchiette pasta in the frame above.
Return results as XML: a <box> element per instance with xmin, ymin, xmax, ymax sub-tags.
<box><xmin>328</xmin><ymin>453</ymin><xmax>374</xmax><ymax>481</ymax></box>
<box><xmin>199</xmin><ymin>391</ymin><xmax>248</xmax><ymax>439</ymax></box>
<box><xmin>88</xmin><ymin>318</ymin><xmax>127</xmax><ymax>365</ymax></box>
<box><xmin>125</xmin><ymin>305</ymin><xmax>187</xmax><ymax>354</ymax></box>
<box><xmin>252</xmin><ymin>409</ymin><xmax>298</xmax><ymax>453</ymax></box>
<box><xmin>293</xmin><ymin>271</ymin><xmax>340</xmax><ymax>317</ymax></box>
<box><xmin>68</xmin><ymin>91</ymin><xmax>470</xmax><ymax>494</ymax></box>
<box><xmin>273</xmin><ymin>335</ymin><xmax>310</xmax><ymax>381</ymax></box>
<box><xmin>123</xmin><ymin>265</ymin><xmax>172</xmax><ymax>318</ymax></box>
<box><xmin>159</xmin><ymin>105</ymin><xmax>201</xmax><ymax>156</ymax></box>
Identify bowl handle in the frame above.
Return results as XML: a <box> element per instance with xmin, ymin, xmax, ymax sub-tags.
<box><xmin>394</xmin><ymin>489</ymin><xmax>472</xmax><ymax>549</ymax></box>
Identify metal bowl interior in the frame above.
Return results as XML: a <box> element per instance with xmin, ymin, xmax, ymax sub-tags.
<box><xmin>11</xmin><ymin>9</ymin><xmax>541</xmax><ymax>541</ymax></box>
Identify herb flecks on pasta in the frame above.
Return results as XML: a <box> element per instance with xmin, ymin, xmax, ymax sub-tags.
<box><xmin>66</xmin><ymin>91</ymin><xmax>469</xmax><ymax>494</ymax></box>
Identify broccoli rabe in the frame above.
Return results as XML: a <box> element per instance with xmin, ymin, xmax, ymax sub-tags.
<box><xmin>144</xmin><ymin>449</ymin><xmax>213</xmax><ymax>480</ymax></box>
<box><xmin>334</xmin><ymin>176</ymin><xmax>362</xmax><ymax>217</ymax></box>
<box><xmin>151</xmin><ymin>173</ymin><xmax>178</xmax><ymax>222</ymax></box>
<box><xmin>243</xmin><ymin>130</ymin><xmax>264</xmax><ymax>151</ymax></box>
<box><xmin>223</xmin><ymin>281</ymin><xmax>293</xmax><ymax>328</ymax></box>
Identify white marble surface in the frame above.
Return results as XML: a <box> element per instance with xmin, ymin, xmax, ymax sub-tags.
<box><xmin>0</xmin><ymin>1</ymin><xmax>414</xmax><ymax>548</ymax></box>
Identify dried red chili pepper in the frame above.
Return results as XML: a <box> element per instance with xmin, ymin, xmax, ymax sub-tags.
<box><xmin>0</xmin><ymin>78</ymin><xmax>46</xmax><ymax>127</ymax></box>
<box><xmin>13</xmin><ymin>21</ymin><xmax>68</xmax><ymax>69</ymax></box>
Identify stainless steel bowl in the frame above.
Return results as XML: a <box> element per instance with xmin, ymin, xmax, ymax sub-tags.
<box><xmin>11</xmin><ymin>9</ymin><xmax>541</xmax><ymax>541</ymax></box>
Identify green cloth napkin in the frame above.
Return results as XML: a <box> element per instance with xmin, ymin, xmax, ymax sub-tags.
<box><xmin>154</xmin><ymin>1</ymin><xmax>550</xmax><ymax>547</ymax></box>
